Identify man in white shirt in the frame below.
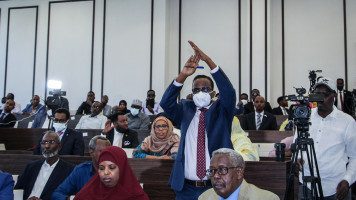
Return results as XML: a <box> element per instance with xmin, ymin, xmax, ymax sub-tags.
<box><xmin>297</xmin><ymin>77</ymin><xmax>356</xmax><ymax>200</ymax></box>
<box><xmin>6</xmin><ymin>93</ymin><xmax>21</xmax><ymax>113</ymax></box>
<box><xmin>14</xmin><ymin>131</ymin><xmax>74</xmax><ymax>200</ymax></box>
<box><xmin>75</xmin><ymin>101</ymin><xmax>107</xmax><ymax>129</ymax></box>
<box><xmin>142</xmin><ymin>90</ymin><xmax>163</xmax><ymax>115</ymax></box>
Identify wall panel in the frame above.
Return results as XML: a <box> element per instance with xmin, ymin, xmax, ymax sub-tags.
<box><xmin>180</xmin><ymin>0</ymin><xmax>240</xmax><ymax>98</ymax></box>
<box><xmin>5</xmin><ymin>7</ymin><xmax>38</xmax><ymax>108</ymax></box>
<box><xmin>46</xmin><ymin>0</ymin><xmax>94</xmax><ymax>110</ymax></box>
<box><xmin>284</xmin><ymin>0</ymin><xmax>344</xmax><ymax>96</ymax></box>
<box><xmin>103</xmin><ymin>0</ymin><xmax>151</xmax><ymax>106</ymax></box>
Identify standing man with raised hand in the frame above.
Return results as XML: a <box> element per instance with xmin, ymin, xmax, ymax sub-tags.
<box><xmin>160</xmin><ymin>40</ymin><xmax>236</xmax><ymax>200</ymax></box>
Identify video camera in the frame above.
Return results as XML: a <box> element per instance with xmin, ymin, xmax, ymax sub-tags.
<box><xmin>48</xmin><ymin>89</ymin><xmax>66</xmax><ymax>96</ymax></box>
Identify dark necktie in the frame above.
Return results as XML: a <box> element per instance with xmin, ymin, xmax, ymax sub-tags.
<box><xmin>197</xmin><ymin>108</ymin><xmax>207</xmax><ymax>180</ymax></box>
<box><xmin>0</xmin><ymin>113</ymin><xmax>5</xmax><ymax>121</ymax></box>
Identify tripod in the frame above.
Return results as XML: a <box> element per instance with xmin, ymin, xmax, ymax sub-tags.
<box><xmin>284</xmin><ymin>119</ymin><xmax>324</xmax><ymax>200</ymax></box>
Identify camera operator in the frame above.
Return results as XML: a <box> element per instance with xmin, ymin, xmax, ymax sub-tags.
<box><xmin>296</xmin><ymin>78</ymin><xmax>356</xmax><ymax>200</ymax></box>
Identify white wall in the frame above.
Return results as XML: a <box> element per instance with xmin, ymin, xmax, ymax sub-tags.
<box><xmin>0</xmin><ymin>0</ymin><xmax>355</xmax><ymax>110</ymax></box>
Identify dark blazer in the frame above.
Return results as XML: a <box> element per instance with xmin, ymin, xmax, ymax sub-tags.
<box><xmin>76</xmin><ymin>102</ymin><xmax>91</xmax><ymax>115</ymax></box>
<box><xmin>33</xmin><ymin>128</ymin><xmax>85</xmax><ymax>156</ymax></box>
<box><xmin>14</xmin><ymin>159</ymin><xmax>74</xmax><ymax>200</ymax></box>
<box><xmin>272</xmin><ymin>106</ymin><xmax>289</xmax><ymax>115</ymax></box>
<box><xmin>241</xmin><ymin>111</ymin><xmax>277</xmax><ymax>130</ymax></box>
<box><xmin>160</xmin><ymin>68</ymin><xmax>236</xmax><ymax>191</ymax></box>
<box><xmin>0</xmin><ymin>112</ymin><xmax>17</xmax><ymax>128</ymax></box>
<box><xmin>335</xmin><ymin>90</ymin><xmax>353</xmax><ymax>115</ymax></box>
<box><xmin>106</xmin><ymin>128</ymin><xmax>139</xmax><ymax>148</ymax></box>
<box><xmin>245</xmin><ymin>101</ymin><xmax>273</xmax><ymax>114</ymax></box>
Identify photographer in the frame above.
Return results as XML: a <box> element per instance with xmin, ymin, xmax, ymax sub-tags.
<box><xmin>296</xmin><ymin>78</ymin><xmax>356</xmax><ymax>200</ymax></box>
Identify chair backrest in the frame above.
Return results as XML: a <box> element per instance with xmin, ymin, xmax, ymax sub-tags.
<box><xmin>12</xmin><ymin>174</ymin><xmax>19</xmax><ymax>185</ymax></box>
<box><xmin>122</xmin><ymin>148</ymin><xmax>134</xmax><ymax>158</ymax></box>
<box><xmin>0</xmin><ymin>144</ymin><xmax>5</xmax><ymax>150</ymax></box>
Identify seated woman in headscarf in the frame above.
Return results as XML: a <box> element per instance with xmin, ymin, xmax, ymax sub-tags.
<box><xmin>133</xmin><ymin>116</ymin><xmax>180</xmax><ymax>159</ymax></box>
<box><xmin>74</xmin><ymin>146</ymin><xmax>149</xmax><ymax>200</ymax></box>
<box><xmin>112</xmin><ymin>100</ymin><xmax>130</xmax><ymax>114</ymax></box>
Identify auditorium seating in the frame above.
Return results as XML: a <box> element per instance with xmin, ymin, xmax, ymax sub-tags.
<box><xmin>0</xmin><ymin>154</ymin><xmax>294</xmax><ymax>199</ymax></box>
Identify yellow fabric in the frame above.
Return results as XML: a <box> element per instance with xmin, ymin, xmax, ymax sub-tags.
<box><xmin>279</xmin><ymin>118</ymin><xmax>290</xmax><ymax>131</ymax></box>
<box><xmin>231</xmin><ymin>117</ymin><xmax>260</xmax><ymax>161</ymax></box>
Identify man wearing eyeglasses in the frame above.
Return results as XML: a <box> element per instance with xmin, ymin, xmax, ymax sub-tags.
<box><xmin>33</xmin><ymin>108</ymin><xmax>84</xmax><ymax>156</ymax></box>
<box><xmin>199</xmin><ymin>148</ymin><xmax>278</xmax><ymax>200</ymax></box>
<box><xmin>15</xmin><ymin>131</ymin><xmax>74</xmax><ymax>200</ymax></box>
<box><xmin>142</xmin><ymin>89</ymin><xmax>164</xmax><ymax>115</ymax></box>
<box><xmin>160</xmin><ymin>41</ymin><xmax>236</xmax><ymax>200</ymax></box>
<box><xmin>75</xmin><ymin>101</ymin><xmax>107</xmax><ymax>129</ymax></box>
<box><xmin>296</xmin><ymin>78</ymin><xmax>356</xmax><ymax>200</ymax></box>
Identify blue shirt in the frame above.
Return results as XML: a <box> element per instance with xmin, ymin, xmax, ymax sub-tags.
<box><xmin>22</xmin><ymin>103</ymin><xmax>47</xmax><ymax>128</ymax></box>
<box><xmin>52</xmin><ymin>161</ymin><xmax>95</xmax><ymax>200</ymax></box>
<box><xmin>219</xmin><ymin>184</ymin><xmax>241</xmax><ymax>200</ymax></box>
<box><xmin>133</xmin><ymin>143</ymin><xmax>177</xmax><ymax>159</ymax></box>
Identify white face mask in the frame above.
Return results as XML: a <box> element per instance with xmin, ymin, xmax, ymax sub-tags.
<box><xmin>241</xmin><ymin>99</ymin><xmax>248</xmax><ymax>105</ymax></box>
<box><xmin>130</xmin><ymin>108</ymin><xmax>139</xmax><ymax>116</ymax></box>
<box><xmin>193</xmin><ymin>91</ymin><xmax>212</xmax><ymax>108</ymax></box>
<box><xmin>53</xmin><ymin>122</ymin><xmax>67</xmax><ymax>132</ymax></box>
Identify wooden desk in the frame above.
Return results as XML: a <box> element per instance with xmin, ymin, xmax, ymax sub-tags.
<box><xmin>0</xmin><ymin>154</ymin><xmax>293</xmax><ymax>199</ymax></box>
<box><xmin>0</xmin><ymin>128</ymin><xmax>150</xmax><ymax>152</ymax></box>
<box><xmin>247</xmin><ymin>130</ymin><xmax>294</xmax><ymax>143</ymax></box>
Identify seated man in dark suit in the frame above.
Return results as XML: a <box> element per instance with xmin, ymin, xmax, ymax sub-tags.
<box><xmin>235</xmin><ymin>93</ymin><xmax>249</xmax><ymax>115</ymax></box>
<box><xmin>272</xmin><ymin>96</ymin><xmax>289</xmax><ymax>115</ymax></box>
<box><xmin>52</xmin><ymin>135</ymin><xmax>111</xmax><ymax>200</ymax></box>
<box><xmin>76</xmin><ymin>91</ymin><xmax>95</xmax><ymax>115</ymax></box>
<box><xmin>102</xmin><ymin>112</ymin><xmax>139</xmax><ymax>148</ymax></box>
<box><xmin>33</xmin><ymin>108</ymin><xmax>85</xmax><ymax>156</ymax></box>
<box><xmin>244</xmin><ymin>89</ymin><xmax>273</xmax><ymax>114</ymax></box>
<box><xmin>0</xmin><ymin>99</ymin><xmax>17</xmax><ymax>128</ymax></box>
<box><xmin>15</xmin><ymin>131</ymin><xmax>74</xmax><ymax>200</ymax></box>
<box><xmin>241</xmin><ymin>96</ymin><xmax>277</xmax><ymax>130</ymax></box>
<box><xmin>335</xmin><ymin>78</ymin><xmax>353</xmax><ymax>115</ymax></box>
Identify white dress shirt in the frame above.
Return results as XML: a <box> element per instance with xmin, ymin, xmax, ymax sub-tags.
<box><xmin>297</xmin><ymin>106</ymin><xmax>356</xmax><ymax>196</ymax></box>
<box><xmin>174</xmin><ymin>66</ymin><xmax>220</xmax><ymax>181</ymax></box>
<box><xmin>113</xmin><ymin>128</ymin><xmax>123</xmax><ymax>147</ymax></box>
<box><xmin>75</xmin><ymin>114</ymin><xmax>107</xmax><ymax>129</ymax></box>
<box><xmin>29</xmin><ymin>159</ymin><xmax>59</xmax><ymax>198</ymax></box>
<box><xmin>142</xmin><ymin>101</ymin><xmax>164</xmax><ymax>116</ymax></box>
<box><xmin>280</xmin><ymin>106</ymin><xmax>288</xmax><ymax>115</ymax></box>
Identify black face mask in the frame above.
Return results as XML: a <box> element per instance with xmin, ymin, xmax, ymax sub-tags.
<box><xmin>116</xmin><ymin>126</ymin><xmax>129</xmax><ymax>134</ymax></box>
<box><xmin>337</xmin><ymin>86</ymin><xmax>343</xmax><ymax>91</ymax></box>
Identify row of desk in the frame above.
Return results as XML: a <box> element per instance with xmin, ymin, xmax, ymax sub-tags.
<box><xmin>0</xmin><ymin>128</ymin><xmax>295</xmax><ymax>199</ymax></box>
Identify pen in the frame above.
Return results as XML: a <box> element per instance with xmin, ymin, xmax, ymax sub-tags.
<box><xmin>185</xmin><ymin>66</ymin><xmax>204</xmax><ymax>69</ymax></box>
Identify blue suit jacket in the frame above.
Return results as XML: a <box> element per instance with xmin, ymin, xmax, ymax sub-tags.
<box><xmin>160</xmin><ymin>68</ymin><xmax>236</xmax><ymax>191</ymax></box>
<box><xmin>14</xmin><ymin>159</ymin><xmax>74</xmax><ymax>200</ymax></box>
<box><xmin>22</xmin><ymin>103</ymin><xmax>47</xmax><ymax>128</ymax></box>
<box><xmin>0</xmin><ymin>170</ymin><xmax>14</xmax><ymax>200</ymax></box>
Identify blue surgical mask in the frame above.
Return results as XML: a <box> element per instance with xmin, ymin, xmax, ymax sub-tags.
<box><xmin>130</xmin><ymin>108</ymin><xmax>139</xmax><ymax>116</ymax></box>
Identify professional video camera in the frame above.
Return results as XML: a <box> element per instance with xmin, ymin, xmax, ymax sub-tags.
<box><xmin>284</xmin><ymin>87</ymin><xmax>324</xmax><ymax>200</ymax></box>
<box><xmin>46</xmin><ymin>89</ymin><xmax>66</xmax><ymax>110</ymax></box>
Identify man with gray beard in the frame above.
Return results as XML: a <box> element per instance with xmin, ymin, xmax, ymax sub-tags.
<box><xmin>15</xmin><ymin>131</ymin><xmax>74</xmax><ymax>200</ymax></box>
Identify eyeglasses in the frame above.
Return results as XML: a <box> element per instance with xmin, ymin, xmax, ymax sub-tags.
<box><xmin>154</xmin><ymin>125</ymin><xmax>168</xmax><ymax>129</ymax></box>
<box><xmin>92</xmin><ymin>106</ymin><xmax>101</xmax><ymax>109</ymax></box>
<box><xmin>206</xmin><ymin>167</ymin><xmax>240</xmax><ymax>177</ymax></box>
<box><xmin>192</xmin><ymin>87</ymin><xmax>212</xmax><ymax>94</ymax></box>
<box><xmin>40</xmin><ymin>140</ymin><xmax>59</xmax><ymax>145</ymax></box>
<box><xmin>147</xmin><ymin>94</ymin><xmax>155</xmax><ymax>97</ymax></box>
<box><xmin>53</xmin><ymin>119</ymin><xmax>67</xmax><ymax>123</ymax></box>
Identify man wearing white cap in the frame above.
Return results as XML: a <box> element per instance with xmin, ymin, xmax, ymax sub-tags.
<box><xmin>296</xmin><ymin>77</ymin><xmax>356</xmax><ymax>200</ymax></box>
<box><xmin>126</xmin><ymin>99</ymin><xmax>151</xmax><ymax>130</ymax></box>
